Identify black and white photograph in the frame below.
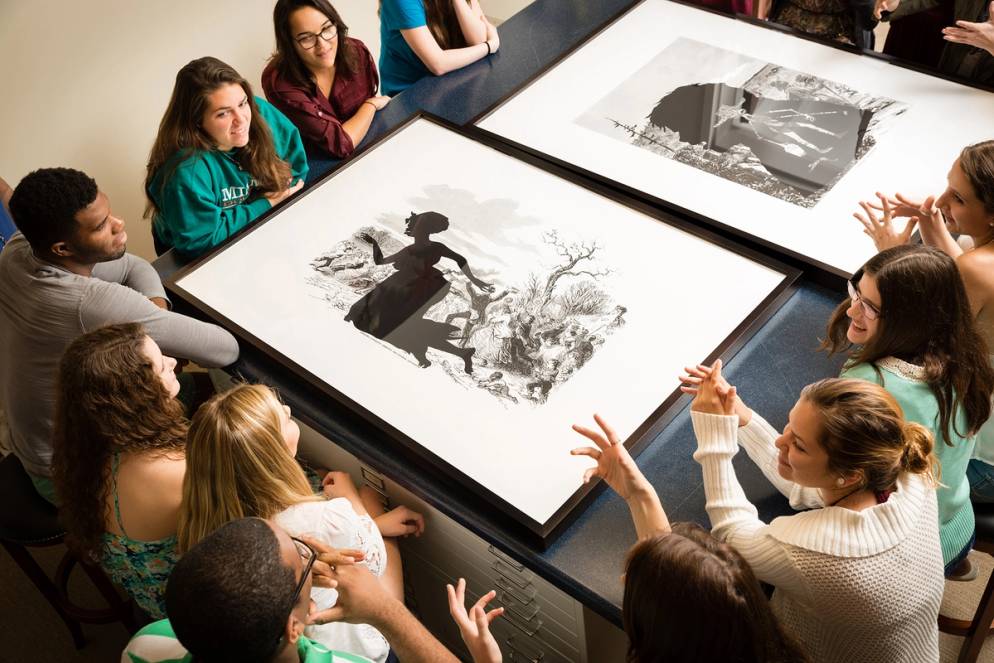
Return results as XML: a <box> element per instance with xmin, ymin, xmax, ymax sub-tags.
<box><xmin>576</xmin><ymin>38</ymin><xmax>908</xmax><ymax>208</ymax></box>
<box><xmin>171</xmin><ymin>117</ymin><xmax>793</xmax><ymax>534</ymax></box>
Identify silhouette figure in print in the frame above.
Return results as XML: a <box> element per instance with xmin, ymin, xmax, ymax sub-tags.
<box><xmin>345</xmin><ymin>211</ymin><xmax>493</xmax><ymax>373</ymax></box>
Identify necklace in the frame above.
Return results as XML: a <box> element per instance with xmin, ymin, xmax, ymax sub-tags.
<box><xmin>827</xmin><ymin>484</ymin><xmax>864</xmax><ymax>507</ymax></box>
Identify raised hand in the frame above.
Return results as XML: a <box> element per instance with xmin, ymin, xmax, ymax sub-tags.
<box><xmin>447</xmin><ymin>578</ymin><xmax>503</xmax><ymax>663</ymax></box>
<box><xmin>570</xmin><ymin>414</ymin><xmax>648</xmax><ymax>499</ymax></box>
<box><xmin>680</xmin><ymin>360</ymin><xmax>752</xmax><ymax>426</ymax></box>
<box><xmin>854</xmin><ymin>192</ymin><xmax>917</xmax><ymax>250</ymax></box>
<box><xmin>322</xmin><ymin>470</ymin><xmax>361</xmax><ymax>502</ymax></box>
<box><xmin>943</xmin><ymin>3</ymin><xmax>994</xmax><ymax>56</ymax></box>
<box><xmin>299</xmin><ymin>536</ymin><xmax>364</xmax><ymax>590</ymax></box>
<box><xmin>874</xmin><ymin>0</ymin><xmax>901</xmax><ymax>18</ymax></box>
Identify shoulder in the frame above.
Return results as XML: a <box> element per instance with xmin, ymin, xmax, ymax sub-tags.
<box><xmin>840</xmin><ymin>360</ymin><xmax>882</xmax><ymax>383</ymax></box>
<box><xmin>122</xmin><ymin>619</ymin><xmax>190</xmax><ymax>663</ymax></box>
<box><xmin>262</xmin><ymin>60</ymin><xmax>308</xmax><ymax>97</ymax></box>
<box><xmin>153</xmin><ymin>150</ymin><xmax>215</xmax><ymax>191</ymax></box>
<box><xmin>957</xmin><ymin>248</ymin><xmax>994</xmax><ymax>288</ymax></box>
<box><xmin>347</xmin><ymin>36</ymin><xmax>374</xmax><ymax>60</ymax></box>
<box><xmin>381</xmin><ymin>0</ymin><xmax>428</xmax><ymax>26</ymax></box>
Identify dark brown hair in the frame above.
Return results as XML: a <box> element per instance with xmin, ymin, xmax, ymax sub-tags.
<box><xmin>960</xmin><ymin>140</ymin><xmax>994</xmax><ymax>214</ymax></box>
<box><xmin>623</xmin><ymin>523</ymin><xmax>807</xmax><ymax>663</ymax></box>
<box><xmin>378</xmin><ymin>0</ymin><xmax>471</xmax><ymax>49</ymax></box>
<box><xmin>144</xmin><ymin>57</ymin><xmax>291</xmax><ymax>219</ymax></box>
<box><xmin>52</xmin><ymin>323</ymin><xmax>187</xmax><ymax>559</ymax></box>
<box><xmin>801</xmin><ymin>378</ymin><xmax>936</xmax><ymax>492</ymax></box>
<box><xmin>822</xmin><ymin>245</ymin><xmax>994</xmax><ymax>442</ymax></box>
<box><xmin>270</xmin><ymin>0</ymin><xmax>359</xmax><ymax>89</ymax></box>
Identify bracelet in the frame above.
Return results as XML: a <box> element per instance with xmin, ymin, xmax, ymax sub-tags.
<box><xmin>363</xmin><ymin>100</ymin><xmax>377</xmax><ymax>112</ymax></box>
<box><xmin>485</xmin><ymin>40</ymin><xmax>492</xmax><ymax>56</ymax></box>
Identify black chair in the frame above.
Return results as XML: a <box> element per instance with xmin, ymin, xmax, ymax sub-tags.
<box><xmin>0</xmin><ymin>453</ymin><xmax>137</xmax><ymax>648</ymax></box>
<box><xmin>939</xmin><ymin>502</ymin><xmax>994</xmax><ymax>663</ymax></box>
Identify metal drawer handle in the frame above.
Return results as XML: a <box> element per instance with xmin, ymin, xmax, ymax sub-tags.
<box><xmin>498</xmin><ymin>591</ymin><xmax>541</xmax><ymax>621</ymax></box>
<box><xmin>492</xmin><ymin>560</ymin><xmax>532</xmax><ymax>590</ymax></box>
<box><xmin>495</xmin><ymin>576</ymin><xmax>536</xmax><ymax>605</ymax></box>
<box><xmin>488</xmin><ymin>544</ymin><xmax>525</xmax><ymax>571</ymax></box>
<box><xmin>360</xmin><ymin>466</ymin><xmax>386</xmax><ymax>490</ymax></box>
<box><xmin>505</xmin><ymin>635</ymin><xmax>544</xmax><ymax>661</ymax></box>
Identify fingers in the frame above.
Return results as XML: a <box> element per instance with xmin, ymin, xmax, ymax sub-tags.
<box><xmin>447</xmin><ymin>579</ymin><xmax>469</xmax><ymax>622</ymax></box>
<box><xmin>570</xmin><ymin>446</ymin><xmax>602</xmax><ymax>460</ymax></box>
<box><xmin>880</xmin><ymin>193</ymin><xmax>892</xmax><ymax>221</ymax></box>
<box><xmin>471</xmin><ymin>589</ymin><xmax>497</xmax><ymax>614</ymax></box>
<box><xmin>725</xmin><ymin>386</ymin><xmax>738</xmax><ymax>415</ymax></box>
<box><xmin>572</xmin><ymin>423</ymin><xmax>609</xmax><ymax>450</ymax></box>
<box><xmin>582</xmin><ymin>466</ymin><xmax>598</xmax><ymax>484</ymax></box>
<box><xmin>593</xmin><ymin>413</ymin><xmax>621</xmax><ymax>445</ymax></box>
<box><xmin>309</xmin><ymin>605</ymin><xmax>345</xmax><ymax>625</ymax></box>
<box><xmin>854</xmin><ymin>211</ymin><xmax>875</xmax><ymax>234</ymax></box>
<box><xmin>405</xmin><ymin>510</ymin><xmax>426</xmax><ymax>536</ymax></box>
<box><xmin>484</xmin><ymin>606</ymin><xmax>505</xmax><ymax>625</ymax></box>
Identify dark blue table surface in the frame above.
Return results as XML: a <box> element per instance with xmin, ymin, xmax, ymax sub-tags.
<box><xmin>157</xmin><ymin>0</ymin><xmax>850</xmax><ymax>625</ymax></box>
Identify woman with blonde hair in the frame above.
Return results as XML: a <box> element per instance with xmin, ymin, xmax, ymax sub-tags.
<box><xmin>52</xmin><ymin>323</ymin><xmax>186</xmax><ymax>618</ymax></box>
<box><xmin>145</xmin><ymin>56</ymin><xmax>308</xmax><ymax>257</ymax></box>
<box><xmin>179</xmin><ymin>383</ymin><xmax>424</xmax><ymax>663</ymax></box>
<box><xmin>668</xmin><ymin>363</ymin><xmax>944</xmax><ymax>662</ymax></box>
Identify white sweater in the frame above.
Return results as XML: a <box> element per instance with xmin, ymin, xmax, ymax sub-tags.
<box><xmin>691</xmin><ymin>411</ymin><xmax>943</xmax><ymax>663</ymax></box>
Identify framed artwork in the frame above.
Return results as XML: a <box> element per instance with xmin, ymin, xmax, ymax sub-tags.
<box><xmin>167</xmin><ymin>114</ymin><xmax>798</xmax><ymax>545</ymax></box>
<box><xmin>474</xmin><ymin>0</ymin><xmax>994</xmax><ymax>278</ymax></box>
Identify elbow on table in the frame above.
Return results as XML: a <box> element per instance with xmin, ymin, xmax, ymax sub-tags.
<box><xmin>424</xmin><ymin>58</ymin><xmax>449</xmax><ymax>76</ymax></box>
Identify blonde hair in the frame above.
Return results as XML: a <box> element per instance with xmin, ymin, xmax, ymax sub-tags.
<box><xmin>800</xmin><ymin>378</ymin><xmax>938</xmax><ymax>491</ymax></box>
<box><xmin>178</xmin><ymin>383</ymin><xmax>318</xmax><ymax>553</ymax></box>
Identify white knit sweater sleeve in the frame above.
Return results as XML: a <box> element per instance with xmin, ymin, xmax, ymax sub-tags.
<box><xmin>737</xmin><ymin>415</ymin><xmax>825</xmax><ymax>510</ymax></box>
<box><xmin>691</xmin><ymin>411</ymin><xmax>808</xmax><ymax>592</ymax></box>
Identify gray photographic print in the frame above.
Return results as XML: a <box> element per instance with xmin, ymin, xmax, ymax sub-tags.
<box><xmin>576</xmin><ymin>38</ymin><xmax>908</xmax><ymax>207</ymax></box>
<box><xmin>306</xmin><ymin>186</ymin><xmax>626</xmax><ymax>406</ymax></box>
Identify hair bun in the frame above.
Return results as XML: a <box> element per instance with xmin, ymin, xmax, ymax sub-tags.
<box><xmin>899</xmin><ymin>422</ymin><xmax>935</xmax><ymax>477</ymax></box>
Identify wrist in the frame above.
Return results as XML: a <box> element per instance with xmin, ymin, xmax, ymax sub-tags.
<box><xmin>363</xmin><ymin>99</ymin><xmax>378</xmax><ymax>112</ymax></box>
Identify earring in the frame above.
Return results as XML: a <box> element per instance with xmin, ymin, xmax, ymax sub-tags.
<box><xmin>836</xmin><ymin>477</ymin><xmax>846</xmax><ymax>487</ymax></box>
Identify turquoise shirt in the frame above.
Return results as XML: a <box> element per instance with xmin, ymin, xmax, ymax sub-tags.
<box><xmin>378</xmin><ymin>0</ymin><xmax>432</xmax><ymax>96</ymax></box>
<box><xmin>149</xmin><ymin>97</ymin><xmax>308</xmax><ymax>257</ymax></box>
<box><xmin>122</xmin><ymin>619</ymin><xmax>374</xmax><ymax>663</ymax></box>
<box><xmin>843</xmin><ymin>358</ymin><xmax>975</xmax><ymax>565</ymax></box>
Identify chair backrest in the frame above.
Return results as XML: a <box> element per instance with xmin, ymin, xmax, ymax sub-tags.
<box><xmin>0</xmin><ymin>453</ymin><xmax>63</xmax><ymax>544</ymax></box>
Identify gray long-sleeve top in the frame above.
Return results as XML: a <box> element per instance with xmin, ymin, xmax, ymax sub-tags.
<box><xmin>0</xmin><ymin>233</ymin><xmax>239</xmax><ymax>476</ymax></box>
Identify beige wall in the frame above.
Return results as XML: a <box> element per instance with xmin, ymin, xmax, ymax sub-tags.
<box><xmin>0</xmin><ymin>0</ymin><xmax>530</xmax><ymax>262</ymax></box>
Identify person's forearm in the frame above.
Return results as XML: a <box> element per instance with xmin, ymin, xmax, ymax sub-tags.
<box><xmin>919</xmin><ymin>217</ymin><xmax>964</xmax><ymax>257</ymax></box>
<box><xmin>453</xmin><ymin>0</ymin><xmax>487</xmax><ymax>44</ymax></box>
<box><xmin>375</xmin><ymin>601</ymin><xmax>461</xmax><ymax>663</ymax></box>
<box><xmin>423</xmin><ymin>43</ymin><xmax>491</xmax><ymax>75</ymax></box>
<box><xmin>626</xmin><ymin>488</ymin><xmax>670</xmax><ymax>539</ymax></box>
<box><xmin>341</xmin><ymin>103</ymin><xmax>376</xmax><ymax>149</ymax></box>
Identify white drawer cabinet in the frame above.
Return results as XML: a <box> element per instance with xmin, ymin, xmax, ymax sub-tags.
<box><xmin>295</xmin><ymin>420</ymin><xmax>589</xmax><ymax>663</ymax></box>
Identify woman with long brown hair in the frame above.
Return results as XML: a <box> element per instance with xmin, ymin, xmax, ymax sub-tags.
<box><xmin>378</xmin><ymin>0</ymin><xmax>500</xmax><ymax>96</ymax></box>
<box><xmin>145</xmin><ymin>56</ymin><xmax>309</xmax><ymax>257</ymax></box>
<box><xmin>51</xmin><ymin>323</ymin><xmax>187</xmax><ymax>618</ymax></box>
<box><xmin>264</xmin><ymin>0</ymin><xmax>390</xmax><ymax>159</ymax></box>
<box><xmin>179</xmin><ymin>383</ymin><xmax>424</xmax><ymax>662</ymax></box>
<box><xmin>669</xmin><ymin>366</ymin><xmax>944</xmax><ymax>662</ymax></box>
<box><xmin>822</xmin><ymin>245</ymin><xmax>994</xmax><ymax>578</ymax></box>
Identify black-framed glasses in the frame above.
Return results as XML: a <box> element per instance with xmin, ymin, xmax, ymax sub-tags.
<box><xmin>295</xmin><ymin>24</ymin><xmax>338</xmax><ymax>49</ymax></box>
<box><xmin>288</xmin><ymin>536</ymin><xmax>316</xmax><ymax>608</ymax></box>
<box><xmin>847</xmin><ymin>279</ymin><xmax>882</xmax><ymax>321</ymax></box>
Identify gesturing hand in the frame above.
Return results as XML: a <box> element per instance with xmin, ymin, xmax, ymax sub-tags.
<box><xmin>680</xmin><ymin>359</ymin><xmax>752</xmax><ymax>426</ymax></box>
<box><xmin>308</xmin><ymin>563</ymin><xmax>390</xmax><ymax>626</ymax></box>
<box><xmin>853</xmin><ymin>192</ymin><xmax>917</xmax><ymax>250</ymax></box>
<box><xmin>298</xmin><ymin>536</ymin><xmax>364</xmax><ymax>590</ymax></box>
<box><xmin>687</xmin><ymin>359</ymin><xmax>742</xmax><ymax>420</ymax></box>
<box><xmin>375</xmin><ymin>505</ymin><xmax>425</xmax><ymax>537</ymax></box>
<box><xmin>874</xmin><ymin>0</ymin><xmax>901</xmax><ymax>18</ymax></box>
<box><xmin>447</xmin><ymin>578</ymin><xmax>503</xmax><ymax>663</ymax></box>
<box><xmin>322</xmin><ymin>471</ymin><xmax>361</xmax><ymax>502</ymax></box>
<box><xmin>943</xmin><ymin>3</ymin><xmax>994</xmax><ymax>56</ymax></box>
<box><xmin>570</xmin><ymin>414</ymin><xmax>648</xmax><ymax>500</ymax></box>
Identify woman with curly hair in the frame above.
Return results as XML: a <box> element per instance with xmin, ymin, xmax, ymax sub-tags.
<box><xmin>51</xmin><ymin>323</ymin><xmax>187</xmax><ymax>618</ymax></box>
<box><xmin>145</xmin><ymin>56</ymin><xmax>308</xmax><ymax>257</ymax></box>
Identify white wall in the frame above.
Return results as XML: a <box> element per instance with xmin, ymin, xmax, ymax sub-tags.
<box><xmin>0</xmin><ymin>0</ymin><xmax>531</xmax><ymax>262</ymax></box>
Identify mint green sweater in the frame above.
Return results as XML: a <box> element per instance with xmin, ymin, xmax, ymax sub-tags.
<box><xmin>149</xmin><ymin>97</ymin><xmax>308</xmax><ymax>257</ymax></box>
<box><xmin>842</xmin><ymin>358</ymin><xmax>975</xmax><ymax>565</ymax></box>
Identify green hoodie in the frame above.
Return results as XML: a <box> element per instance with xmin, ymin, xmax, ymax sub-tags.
<box><xmin>150</xmin><ymin>96</ymin><xmax>308</xmax><ymax>257</ymax></box>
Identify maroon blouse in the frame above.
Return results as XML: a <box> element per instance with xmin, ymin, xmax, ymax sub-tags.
<box><xmin>262</xmin><ymin>37</ymin><xmax>379</xmax><ymax>159</ymax></box>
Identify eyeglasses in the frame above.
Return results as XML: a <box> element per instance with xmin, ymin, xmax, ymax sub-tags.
<box><xmin>847</xmin><ymin>279</ymin><xmax>882</xmax><ymax>321</ymax></box>
<box><xmin>295</xmin><ymin>24</ymin><xmax>338</xmax><ymax>49</ymax></box>
<box><xmin>273</xmin><ymin>536</ymin><xmax>316</xmax><ymax>648</ymax></box>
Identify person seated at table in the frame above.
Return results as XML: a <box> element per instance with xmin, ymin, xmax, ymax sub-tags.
<box><xmin>52</xmin><ymin>323</ymin><xmax>187</xmax><ymax>619</ymax></box>
<box><xmin>673</xmin><ymin>364</ymin><xmax>943</xmax><ymax>663</ymax></box>
<box><xmin>820</xmin><ymin>245</ymin><xmax>993</xmax><ymax>578</ymax></box>
<box><xmin>145</xmin><ymin>56</ymin><xmax>309</xmax><ymax>257</ymax></box>
<box><xmin>1</xmin><ymin>167</ymin><xmax>238</xmax><ymax>504</ymax></box>
<box><xmin>378</xmin><ymin>0</ymin><xmax>500</xmax><ymax>96</ymax></box>
<box><xmin>855</xmin><ymin>140</ymin><xmax>994</xmax><ymax>502</ymax></box>
<box><xmin>177</xmin><ymin>383</ymin><xmax>425</xmax><ymax>662</ymax></box>
<box><xmin>761</xmin><ymin>0</ymin><xmax>876</xmax><ymax>47</ymax></box>
<box><xmin>123</xmin><ymin>517</ymin><xmax>502</xmax><ymax>663</ymax></box>
<box><xmin>875</xmin><ymin>0</ymin><xmax>994</xmax><ymax>83</ymax></box>
<box><xmin>263</xmin><ymin>0</ymin><xmax>391</xmax><ymax>161</ymax></box>
<box><xmin>571</xmin><ymin>416</ymin><xmax>808</xmax><ymax>663</ymax></box>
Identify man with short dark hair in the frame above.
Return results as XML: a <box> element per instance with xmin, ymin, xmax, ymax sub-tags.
<box><xmin>122</xmin><ymin>518</ymin><xmax>501</xmax><ymax>663</ymax></box>
<box><xmin>0</xmin><ymin>167</ymin><xmax>239</xmax><ymax>501</ymax></box>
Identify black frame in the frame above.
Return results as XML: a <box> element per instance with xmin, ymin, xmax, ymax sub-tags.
<box><xmin>471</xmin><ymin>0</ymin><xmax>994</xmax><ymax>285</ymax></box>
<box><xmin>165</xmin><ymin>112</ymin><xmax>799</xmax><ymax>548</ymax></box>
